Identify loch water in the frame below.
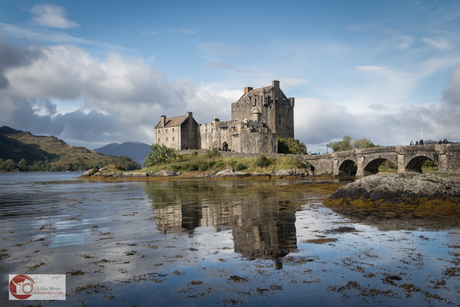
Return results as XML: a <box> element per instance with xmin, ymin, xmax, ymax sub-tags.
<box><xmin>0</xmin><ymin>172</ymin><xmax>459</xmax><ymax>306</ymax></box>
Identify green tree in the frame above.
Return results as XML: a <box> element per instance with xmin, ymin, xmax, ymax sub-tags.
<box><xmin>327</xmin><ymin>136</ymin><xmax>353</xmax><ymax>152</ymax></box>
<box><xmin>0</xmin><ymin>159</ymin><xmax>18</xmax><ymax>172</ymax></box>
<box><xmin>18</xmin><ymin>158</ymin><xmax>28</xmax><ymax>171</ymax></box>
<box><xmin>353</xmin><ymin>137</ymin><xmax>376</xmax><ymax>149</ymax></box>
<box><xmin>144</xmin><ymin>144</ymin><xmax>177</xmax><ymax>167</ymax></box>
<box><xmin>278</xmin><ymin>138</ymin><xmax>307</xmax><ymax>154</ymax></box>
<box><xmin>327</xmin><ymin>136</ymin><xmax>377</xmax><ymax>153</ymax></box>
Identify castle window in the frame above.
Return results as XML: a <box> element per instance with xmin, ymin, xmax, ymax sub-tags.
<box><xmin>172</xmin><ymin>128</ymin><xmax>174</xmax><ymax>132</ymax></box>
<box><xmin>166</xmin><ymin>129</ymin><xmax>168</xmax><ymax>133</ymax></box>
<box><xmin>166</xmin><ymin>138</ymin><xmax>168</xmax><ymax>142</ymax></box>
<box><xmin>172</xmin><ymin>137</ymin><xmax>175</xmax><ymax>141</ymax></box>
<box><xmin>158</xmin><ymin>138</ymin><xmax>160</xmax><ymax>142</ymax></box>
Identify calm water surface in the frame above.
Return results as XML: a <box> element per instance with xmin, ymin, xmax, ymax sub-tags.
<box><xmin>0</xmin><ymin>172</ymin><xmax>459</xmax><ymax>306</ymax></box>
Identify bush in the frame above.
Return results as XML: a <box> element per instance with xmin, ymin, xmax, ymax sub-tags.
<box><xmin>235</xmin><ymin>162</ymin><xmax>247</xmax><ymax>171</ymax></box>
<box><xmin>144</xmin><ymin>144</ymin><xmax>177</xmax><ymax>167</ymax></box>
<box><xmin>205</xmin><ymin>149</ymin><xmax>221</xmax><ymax>158</ymax></box>
<box><xmin>255</xmin><ymin>155</ymin><xmax>271</xmax><ymax>168</ymax></box>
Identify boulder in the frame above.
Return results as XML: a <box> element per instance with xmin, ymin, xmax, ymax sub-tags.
<box><xmin>275</xmin><ymin>169</ymin><xmax>308</xmax><ymax>177</ymax></box>
<box><xmin>213</xmin><ymin>169</ymin><xmax>250</xmax><ymax>178</ymax></box>
<box><xmin>122</xmin><ymin>172</ymin><xmax>148</xmax><ymax>178</ymax></box>
<box><xmin>330</xmin><ymin>173</ymin><xmax>460</xmax><ymax>202</ymax></box>
<box><xmin>153</xmin><ymin>169</ymin><xmax>181</xmax><ymax>177</ymax></box>
<box><xmin>81</xmin><ymin>169</ymin><xmax>96</xmax><ymax>177</ymax></box>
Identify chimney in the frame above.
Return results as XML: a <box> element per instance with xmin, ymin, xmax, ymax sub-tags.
<box><xmin>289</xmin><ymin>97</ymin><xmax>295</xmax><ymax>107</ymax></box>
<box><xmin>244</xmin><ymin>87</ymin><xmax>253</xmax><ymax>94</ymax></box>
<box><xmin>187</xmin><ymin>112</ymin><xmax>193</xmax><ymax>118</ymax></box>
<box><xmin>272</xmin><ymin>80</ymin><xmax>280</xmax><ymax>98</ymax></box>
<box><xmin>160</xmin><ymin>115</ymin><xmax>166</xmax><ymax>127</ymax></box>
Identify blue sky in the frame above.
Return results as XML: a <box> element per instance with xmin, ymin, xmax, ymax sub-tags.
<box><xmin>1</xmin><ymin>0</ymin><xmax>460</xmax><ymax>152</ymax></box>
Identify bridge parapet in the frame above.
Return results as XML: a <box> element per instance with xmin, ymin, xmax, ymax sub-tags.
<box><xmin>326</xmin><ymin>144</ymin><xmax>460</xmax><ymax>177</ymax></box>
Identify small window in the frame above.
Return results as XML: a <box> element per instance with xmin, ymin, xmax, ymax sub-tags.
<box><xmin>172</xmin><ymin>137</ymin><xmax>175</xmax><ymax>141</ymax></box>
<box><xmin>166</xmin><ymin>138</ymin><xmax>168</xmax><ymax>142</ymax></box>
<box><xmin>172</xmin><ymin>128</ymin><xmax>175</xmax><ymax>132</ymax></box>
<box><xmin>157</xmin><ymin>130</ymin><xmax>160</xmax><ymax>134</ymax></box>
<box><xmin>158</xmin><ymin>138</ymin><xmax>160</xmax><ymax>142</ymax></box>
<box><xmin>166</xmin><ymin>129</ymin><xmax>168</xmax><ymax>133</ymax></box>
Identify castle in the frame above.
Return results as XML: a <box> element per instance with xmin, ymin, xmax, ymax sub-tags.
<box><xmin>154</xmin><ymin>80</ymin><xmax>294</xmax><ymax>154</ymax></box>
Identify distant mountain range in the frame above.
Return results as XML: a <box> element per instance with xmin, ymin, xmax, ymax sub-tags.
<box><xmin>0</xmin><ymin>126</ymin><xmax>139</xmax><ymax>171</ymax></box>
<box><xmin>94</xmin><ymin>142</ymin><xmax>151</xmax><ymax>166</ymax></box>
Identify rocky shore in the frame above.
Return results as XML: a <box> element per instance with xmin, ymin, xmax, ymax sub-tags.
<box><xmin>80</xmin><ymin>168</ymin><xmax>310</xmax><ymax>179</ymax></box>
<box><xmin>329</xmin><ymin>172</ymin><xmax>460</xmax><ymax>202</ymax></box>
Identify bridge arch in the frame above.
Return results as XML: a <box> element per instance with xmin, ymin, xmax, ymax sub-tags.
<box><xmin>339</xmin><ymin>159</ymin><xmax>357</xmax><ymax>176</ymax></box>
<box><xmin>362</xmin><ymin>153</ymin><xmax>399</xmax><ymax>176</ymax></box>
<box><xmin>405</xmin><ymin>156</ymin><xmax>438</xmax><ymax>173</ymax></box>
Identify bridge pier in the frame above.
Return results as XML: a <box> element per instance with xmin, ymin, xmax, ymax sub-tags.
<box><xmin>397</xmin><ymin>150</ymin><xmax>406</xmax><ymax>174</ymax></box>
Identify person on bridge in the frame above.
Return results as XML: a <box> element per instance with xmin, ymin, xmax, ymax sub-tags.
<box><xmin>410</xmin><ymin>140</ymin><xmax>414</xmax><ymax>145</ymax></box>
<box><xmin>420</xmin><ymin>139</ymin><xmax>424</xmax><ymax>145</ymax></box>
<box><xmin>443</xmin><ymin>138</ymin><xmax>448</xmax><ymax>144</ymax></box>
<box><xmin>439</xmin><ymin>139</ymin><xmax>443</xmax><ymax>144</ymax></box>
<box><xmin>416</xmin><ymin>140</ymin><xmax>419</xmax><ymax>145</ymax></box>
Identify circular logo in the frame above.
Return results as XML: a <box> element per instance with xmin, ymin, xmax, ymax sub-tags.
<box><xmin>9</xmin><ymin>274</ymin><xmax>34</xmax><ymax>299</ymax></box>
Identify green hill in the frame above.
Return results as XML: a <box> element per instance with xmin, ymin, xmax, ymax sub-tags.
<box><xmin>0</xmin><ymin>126</ymin><xmax>140</xmax><ymax>172</ymax></box>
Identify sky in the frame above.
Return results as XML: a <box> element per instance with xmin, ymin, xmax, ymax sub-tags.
<box><xmin>1</xmin><ymin>0</ymin><xmax>460</xmax><ymax>152</ymax></box>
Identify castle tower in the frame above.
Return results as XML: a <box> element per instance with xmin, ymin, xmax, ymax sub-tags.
<box><xmin>231</xmin><ymin>80</ymin><xmax>294</xmax><ymax>139</ymax></box>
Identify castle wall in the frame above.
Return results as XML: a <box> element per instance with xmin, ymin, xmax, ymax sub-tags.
<box><xmin>199</xmin><ymin>120</ymin><xmax>235</xmax><ymax>150</ymax></box>
<box><xmin>274</xmin><ymin>99</ymin><xmax>294</xmax><ymax>139</ymax></box>
<box><xmin>181</xmin><ymin>117</ymin><xmax>199</xmax><ymax>150</ymax></box>
<box><xmin>156</xmin><ymin>126</ymin><xmax>181</xmax><ymax>150</ymax></box>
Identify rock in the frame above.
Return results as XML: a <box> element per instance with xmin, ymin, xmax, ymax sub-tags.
<box><xmin>122</xmin><ymin>172</ymin><xmax>148</xmax><ymax>178</ymax></box>
<box><xmin>213</xmin><ymin>169</ymin><xmax>250</xmax><ymax>178</ymax></box>
<box><xmin>330</xmin><ymin>173</ymin><xmax>460</xmax><ymax>202</ymax></box>
<box><xmin>81</xmin><ymin>169</ymin><xmax>96</xmax><ymax>177</ymax></box>
<box><xmin>275</xmin><ymin>169</ymin><xmax>308</xmax><ymax>177</ymax></box>
<box><xmin>153</xmin><ymin>170</ymin><xmax>181</xmax><ymax>177</ymax></box>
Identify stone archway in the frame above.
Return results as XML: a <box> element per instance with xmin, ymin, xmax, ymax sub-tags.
<box><xmin>222</xmin><ymin>142</ymin><xmax>229</xmax><ymax>152</ymax></box>
<box><xmin>405</xmin><ymin>156</ymin><xmax>438</xmax><ymax>173</ymax></box>
<box><xmin>339</xmin><ymin>159</ymin><xmax>357</xmax><ymax>176</ymax></box>
<box><xmin>364</xmin><ymin>158</ymin><xmax>391</xmax><ymax>176</ymax></box>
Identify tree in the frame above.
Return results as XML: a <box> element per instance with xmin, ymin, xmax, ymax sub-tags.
<box><xmin>353</xmin><ymin>137</ymin><xmax>376</xmax><ymax>149</ymax></box>
<box><xmin>144</xmin><ymin>144</ymin><xmax>177</xmax><ymax>167</ymax></box>
<box><xmin>327</xmin><ymin>136</ymin><xmax>377</xmax><ymax>153</ymax></box>
<box><xmin>327</xmin><ymin>136</ymin><xmax>353</xmax><ymax>152</ymax></box>
<box><xmin>278</xmin><ymin>138</ymin><xmax>307</xmax><ymax>154</ymax></box>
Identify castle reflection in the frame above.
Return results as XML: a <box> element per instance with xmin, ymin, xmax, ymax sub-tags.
<box><xmin>144</xmin><ymin>180</ymin><xmax>301</xmax><ymax>268</ymax></box>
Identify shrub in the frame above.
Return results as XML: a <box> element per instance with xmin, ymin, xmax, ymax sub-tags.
<box><xmin>205</xmin><ymin>149</ymin><xmax>221</xmax><ymax>158</ymax></box>
<box><xmin>235</xmin><ymin>162</ymin><xmax>247</xmax><ymax>171</ymax></box>
<box><xmin>255</xmin><ymin>155</ymin><xmax>271</xmax><ymax>168</ymax></box>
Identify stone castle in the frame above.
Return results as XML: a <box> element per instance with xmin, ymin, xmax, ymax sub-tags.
<box><xmin>154</xmin><ymin>80</ymin><xmax>294</xmax><ymax>154</ymax></box>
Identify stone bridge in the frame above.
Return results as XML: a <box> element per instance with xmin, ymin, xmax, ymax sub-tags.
<box><xmin>300</xmin><ymin>144</ymin><xmax>460</xmax><ymax>177</ymax></box>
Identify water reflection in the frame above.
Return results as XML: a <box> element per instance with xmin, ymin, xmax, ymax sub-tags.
<box><xmin>145</xmin><ymin>180</ymin><xmax>300</xmax><ymax>268</ymax></box>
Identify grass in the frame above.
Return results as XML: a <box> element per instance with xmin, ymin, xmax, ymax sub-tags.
<box><xmin>142</xmin><ymin>152</ymin><xmax>308</xmax><ymax>174</ymax></box>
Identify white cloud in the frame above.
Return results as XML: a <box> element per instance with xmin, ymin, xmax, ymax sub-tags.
<box><xmin>0</xmin><ymin>33</ymin><xmax>235</xmax><ymax>146</ymax></box>
<box><xmin>356</xmin><ymin>66</ymin><xmax>410</xmax><ymax>76</ymax></box>
<box><xmin>1</xmin><ymin>23</ymin><xmax>92</xmax><ymax>45</ymax></box>
<box><xmin>29</xmin><ymin>4</ymin><xmax>79</xmax><ymax>29</ymax></box>
<box><xmin>421</xmin><ymin>37</ymin><xmax>454</xmax><ymax>50</ymax></box>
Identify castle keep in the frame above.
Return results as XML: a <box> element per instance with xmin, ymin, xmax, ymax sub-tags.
<box><xmin>154</xmin><ymin>80</ymin><xmax>294</xmax><ymax>154</ymax></box>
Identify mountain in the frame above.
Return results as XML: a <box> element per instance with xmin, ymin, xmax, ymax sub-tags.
<box><xmin>94</xmin><ymin>142</ymin><xmax>151</xmax><ymax>166</ymax></box>
<box><xmin>0</xmin><ymin>126</ymin><xmax>140</xmax><ymax>172</ymax></box>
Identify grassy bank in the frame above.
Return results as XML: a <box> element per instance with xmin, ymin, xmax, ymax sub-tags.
<box><xmin>142</xmin><ymin>150</ymin><xmax>308</xmax><ymax>174</ymax></box>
